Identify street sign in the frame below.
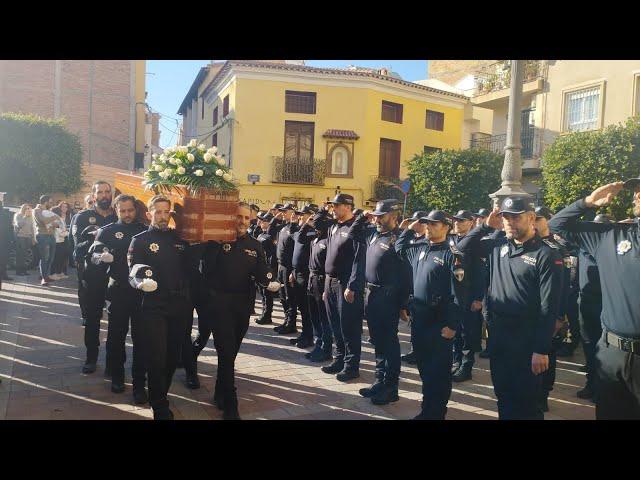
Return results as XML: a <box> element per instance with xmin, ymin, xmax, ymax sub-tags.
<box><xmin>400</xmin><ymin>179</ymin><xmax>411</xmax><ymax>195</ymax></box>
<box><xmin>248</xmin><ymin>174</ymin><xmax>260</xmax><ymax>183</ymax></box>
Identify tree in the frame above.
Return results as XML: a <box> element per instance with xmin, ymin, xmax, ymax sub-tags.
<box><xmin>0</xmin><ymin>113</ymin><xmax>83</xmax><ymax>202</ymax></box>
<box><xmin>406</xmin><ymin>148</ymin><xmax>503</xmax><ymax>214</ymax></box>
<box><xmin>542</xmin><ymin>116</ymin><xmax>640</xmax><ymax>220</ymax></box>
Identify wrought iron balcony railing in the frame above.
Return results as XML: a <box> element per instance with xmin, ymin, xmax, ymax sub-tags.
<box><xmin>272</xmin><ymin>156</ymin><xmax>326</xmax><ymax>185</ymax></box>
<box><xmin>472</xmin><ymin>60</ymin><xmax>544</xmax><ymax>96</ymax></box>
<box><xmin>470</xmin><ymin>127</ymin><xmax>543</xmax><ymax>160</ymax></box>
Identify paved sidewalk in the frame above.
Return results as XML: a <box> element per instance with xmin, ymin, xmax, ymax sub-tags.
<box><xmin>0</xmin><ymin>271</ymin><xmax>595</xmax><ymax>420</ymax></box>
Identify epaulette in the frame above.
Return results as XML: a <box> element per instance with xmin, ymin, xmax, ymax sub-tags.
<box><xmin>480</xmin><ymin>235</ymin><xmax>492</xmax><ymax>241</ymax></box>
<box><xmin>541</xmin><ymin>238</ymin><xmax>559</xmax><ymax>249</ymax></box>
<box><xmin>449</xmin><ymin>244</ymin><xmax>462</xmax><ymax>255</ymax></box>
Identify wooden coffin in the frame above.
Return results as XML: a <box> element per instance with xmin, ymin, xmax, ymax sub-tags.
<box><xmin>114</xmin><ymin>172</ymin><xmax>238</xmax><ymax>242</ymax></box>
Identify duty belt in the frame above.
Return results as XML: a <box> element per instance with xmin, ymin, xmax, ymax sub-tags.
<box><xmin>366</xmin><ymin>282</ymin><xmax>394</xmax><ymax>289</ymax></box>
<box><xmin>606</xmin><ymin>330</ymin><xmax>640</xmax><ymax>354</ymax></box>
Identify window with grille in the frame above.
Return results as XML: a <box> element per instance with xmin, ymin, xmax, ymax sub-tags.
<box><xmin>285</xmin><ymin>91</ymin><xmax>317</xmax><ymax>114</ymax></box>
<box><xmin>212</xmin><ymin>133</ymin><xmax>217</xmax><ymax>148</ymax></box>
<box><xmin>426</xmin><ymin>110</ymin><xmax>445</xmax><ymax>131</ymax></box>
<box><xmin>223</xmin><ymin>95</ymin><xmax>229</xmax><ymax>117</ymax></box>
<box><xmin>213</xmin><ymin>106</ymin><xmax>218</xmax><ymax>126</ymax></box>
<box><xmin>563</xmin><ymin>86</ymin><xmax>601</xmax><ymax>132</ymax></box>
<box><xmin>381</xmin><ymin>101</ymin><xmax>403</xmax><ymax>123</ymax></box>
<box><xmin>424</xmin><ymin>146</ymin><xmax>442</xmax><ymax>155</ymax></box>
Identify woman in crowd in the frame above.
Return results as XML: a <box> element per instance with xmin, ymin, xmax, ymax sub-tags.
<box><xmin>13</xmin><ymin>204</ymin><xmax>36</xmax><ymax>276</ymax></box>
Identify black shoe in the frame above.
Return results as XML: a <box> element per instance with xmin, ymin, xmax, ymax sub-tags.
<box><xmin>277</xmin><ymin>323</ymin><xmax>297</xmax><ymax>335</ymax></box>
<box><xmin>577</xmin><ymin>385</ymin><xmax>594</xmax><ymax>400</ymax></box>
<box><xmin>296</xmin><ymin>338</ymin><xmax>315</xmax><ymax>349</ymax></box>
<box><xmin>401</xmin><ymin>351</ymin><xmax>417</xmax><ymax>365</ymax></box>
<box><xmin>321</xmin><ymin>360</ymin><xmax>344</xmax><ymax>374</ymax></box>
<box><xmin>212</xmin><ymin>392</ymin><xmax>225</xmax><ymax>411</ymax></box>
<box><xmin>452</xmin><ymin>368</ymin><xmax>472</xmax><ymax>383</ymax></box>
<box><xmin>555</xmin><ymin>344</ymin><xmax>576</xmax><ymax>357</ymax></box>
<box><xmin>223</xmin><ymin>408</ymin><xmax>241</xmax><ymax>420</ymax></box>
<box><xmin>255</xmin><ymin>316</ymin><xmax>273</xmax><ymax>325</ymax></box>
<box><xmin>478</xmin><ymin>349</ymin><xmax>490</xmax><ymax>359</ymax></box>
<box><xmin>273</xmin><ymin>324</ymin><xmax>286</xmax><ymax>333</ymax></box>
<box><xmin>82</xmin><ymin>318</ymin><xmax>87</xmax><ymax>327</ymax></box>
<box><xmin>289</xmin><ymin>335</ymin><xmax>303</xmax><ymax>345</ymax></box>
<box><xmin>451</xmin><ymin>362</ymin><xmax>461</xmax><ymax>375</ymax></box>
<box><xmin>186</xmin><ymin>373</ymin><xmax>201</xmax><ymax>390</ymax></box>
<box><xmin>310</xmin><ymin>350</ymin><xmax>333</xmax><ymax>363</ymax></box>
<box><xmin>336</xmin><ymin>369</ymin><xmax>360</xmax><ymax>382</ymax></box>
<box><xmin>82</xmin><ymin>362</ymin><xmax>97</xmax><ymax>374</ymax></box>
<box><xmin>359</xmin><ymin>380</ymin><xmax>384</xmax><ymax>398</ymax></box>
<box><xmin>111</xmin><ymin>380</ymin><xmax>125</xmax><ymax>394</ymax></box>
<box><xmin>133</xmin><ymin>387</ymin><xmax>148</xmax><ymax>404</ymax></box>
<box><xmin>154</xmin><ymin>408</ymin><xmax>174</xmax><ymax>420</ymax></box>
<box><xmin>539</xmin><ymin>397</ymin><xmax>549</xmax><ymax>412</ymax></box>
<box><xmin>305</xmin><ymin>345</ymin><xmax>321</xmax><ymax>359</ymax></box>
<box><xmin>371</xmin><ymin>385</ymin><xmax>400</xmax><ymax>405</ymax></box>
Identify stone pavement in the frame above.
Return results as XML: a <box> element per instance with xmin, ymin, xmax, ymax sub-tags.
<box><xmin>0</xmin><ymin>270</ymin><xmax>595</xmax><ymax>420</ymax></box>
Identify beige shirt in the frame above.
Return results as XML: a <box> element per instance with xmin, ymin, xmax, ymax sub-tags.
<box><xmin>33</xmin><ymin>204</ymin><xmax>58</xmax><ymax>236</ymax></box>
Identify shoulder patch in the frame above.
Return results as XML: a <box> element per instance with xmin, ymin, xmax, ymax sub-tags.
<box><xmin>542</xmin><ymin>238</ymin><xmax>559</xmax><ymax>249</ymax></box>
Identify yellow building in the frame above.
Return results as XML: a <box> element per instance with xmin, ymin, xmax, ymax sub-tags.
<box><xmin>178</xmin><ymin>61</ymin><xmax>471</xmax><ymax>210</ymax></box>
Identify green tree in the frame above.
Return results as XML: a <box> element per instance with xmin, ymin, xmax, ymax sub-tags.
<box><xmin>542</xmin><ymin>116</ymin><xmax>640</xmax><ymax>220</ymax></box>
<box><xmin>0</xmin><ymin>112</ymin><xmax>83</xmax><ymax>202</ymax></box>
<box><xmin>406</xmin><ymin>148</ymin><xmax>503</xmax><ymax>214</ymax></box>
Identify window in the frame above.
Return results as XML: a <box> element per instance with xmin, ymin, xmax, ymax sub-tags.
<box><xmin>212</xmin><ymin>106</ymin><xmax>218</xmax><ymax>126</ymax></box>
<box><xmin>222</xmin><ymin>95</ymin><xmax>229</xmax><ymax>117</ymax></box>
<box><xmin>426</xmin><ymin>110</ymin><xmax>445</xmax><ymax>131</ymax></box>
<box><xmin>379</xmin><ymin>138</ymin><xmax>401</xmax><ymax>178</ymax></box>
<box><xmin>563</xmin><ymin>86</ymin><xmax>601</xmax><ymax>132</ymax></box>
<box><xmin>424</xmin><ymin>146</ymin><xmax>442</xmax><ymax>155</ymax></box>
<box><xmin>212</xmin><ymin>133</ymin><xmax>217</xmax><ymax>148</ymax></box>
<box><xmin>381</xmin><ymin>101</ymin><xmax>403</xmax><ymax>123</ymax></box>
<box><xmin>284</xmin><ymin>121</ymin><xmax>314</xmax><ymax>159</ymax></box>
<box><xmin>285</xmin><ymin>91</ymin><xmax>316</xmax><ymax>114</ymax></box>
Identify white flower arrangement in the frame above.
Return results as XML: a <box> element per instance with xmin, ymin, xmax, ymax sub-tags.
<box><xmin>187</xmin><ymin>153</ymin><xmax>195</xmax><ymax>163</ymax></box>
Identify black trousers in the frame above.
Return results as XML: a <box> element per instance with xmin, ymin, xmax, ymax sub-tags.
<box><xmin>182</xmin><ymin>308</ymin><xmax>198</xmax><ymax>377</ymax></box>
<box><xmin>249</xmin><ymin>278</ymin><xmax>257</xmax><ymax>313</ymax></box>
<box><xmin>292</xmin><ymin>270</ymin><xmax>311</xmax><ymax>339</ymax></box>
<box><xmin>259</xmin><ymin>285</ymin><xmax>274</xmax><ymax>320</ymax></box>
<box><xmin>105</xmin><ymin>284</ymin><xmax>146</xmax><ymax>386</ymax></box>
<box><xmin>209</xmin><ymin>291</ymin><xmax>251</xmax><ymax>401</ymax></box>
<box><xmin>51</xmin><ymin>240</ymin><xmax>69</xmax><ymax>275</ymax></box>
<box><xmin>140</xmin><ymin>292</ymin><xmax>191</xmax><ymax>413</ymax></box>
<box><xmin>84</xmin><ymin>279</ymin><xmax>107</xmax><ymax>364</ymax></box>
<box><xmin>579</xmin><ymin>294</ymin><xmax>603</xmax><ymax>390</ymax></box>
<box><xmin>540</xmin><ymin>332</ymin><xmax>564</xmax><ymax>400</ymax></box>
<box><xmin>277</xmin><ymin>264</ymin><xmax>297</xmax><ymax>324</ymax></box>
<box><xmin>566</xmin><ymin>290</ymin><xmax>581</xmax><ymax>346</ymax></box>
<box><xmin>595</xmin><ymin>330</ymin><xmax>640</xmax><ymax>419</ymax></box>
<box><xmin>490</xmin><ymin>314</ymin><xmax>543</xmax><ymax>420</ymax></box>
<box><xmin>308</xmin><ymin>274</ymin><xmax>332</xmax><ymax>352</ymax></box>
<box><xmin>453</xmin><ymin>305</ymin><xmax>482</xmax><ymax>369</ymax></box>
<box><xmin>366</xmin><ymin>286</ymin><xmax>401</xmax><ymax>386</ymax></box>
<box><xmin>76</xmin><ymin>261</ymin><xmax>89</xmax><ymax>320</ymax></box>
<box><xmin>192</xmin><ymin>289</ymin><xmax>213</xmax><ymax>358</ymax></box>
<box><xmin>324</xmin><ymin>276</ymin><xmax>363</xmax><ymax>371</ymax></box>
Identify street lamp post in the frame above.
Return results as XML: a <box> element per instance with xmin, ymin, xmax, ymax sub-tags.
<box><xmin>489</xmin><ymin>60</ymin><xmax>531</xmax><ymax>205</ymax></box>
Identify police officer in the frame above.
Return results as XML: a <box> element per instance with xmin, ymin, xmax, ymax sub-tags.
<box><xmin>183</xmin><ymin>242</ymin><xmax>208</xmax><ymax>389</ymax></box>
<box><xmin>128</xmin><ymin>194</ymin><xmax>192</xmax><ymax>420</ymax></box>
<box><xmin>202</xmin><ymin>202</ymin><xmax>280</xmax><ymax>420</ymax></box>
<box><xmin>449</xmin><ymin>210</ymin><xmax>485</xmax><ymax>383</ymax></box>
<box><xmin>575</xmin><ymin>213</ymin><xmax>612</xmax><ymax>400</ymax></box>
<box><xmin>321</xmin><ymin>193</ymin><xmax>366</xmax><ymax>381</ymax></box>
<box><xmin>471</xmin><ymin>208</ymin><xmax>492</xmax><ymax>359</ymax></box>
<box><xmin>457</xmin><ymin>198</ymin><xmax>563</xmax><ymax>420</ymax></box>
<box><xmin>255</xmin><ymin>212</ymin><xmax>278</xmax><ymax>325</ymax></box>
<box><xmin>71</xmin><ymin>181</ymin><xmax>117</xmax><ymax>372</ymax></box>
<box><xmin>247</xmin><ymin>204</ymin><xmax>262</xmax><ymax>315</ymax></box>
<box><xmin>303</xmin><ymin>211</ymin><xmax>334</xmax><ymax>363</ymax></box>
<box><xmin>395</xmin><ymin>210</ymin><xmax>461</xmax><ymax>419</ymax></box>
<box><xmin>85</xmin><ymin>194</ymin><xmax>148</xmax><ymax>401</ymax></box>
<box><xmin>289</xmin><ymin>204</ymin><xmax>319</xmax><ymax>348</ymax></box>
<box><xmin>353</xmin><ymin>199</ymin><xmax>411</xmax><ymax>405</ymax></box>
<box><xmin>273</xmin><ymin>203</ymin><xmax>300</xmax><ymax>334</ymax></box>
<box><xmin>548</xmin><ymin>181</ymin><xmax>640</xmax><ymax>419</ymax></box>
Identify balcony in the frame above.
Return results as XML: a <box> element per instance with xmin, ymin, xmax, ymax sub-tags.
<box><xmin>470</xmin><ymin>127</ymin><xmax>544</xmax><ymax>170</ymax></box>
<box><xmin>272</xmin><ymin>156</ymin><xmax>326</xmax><ymax>185</ymax></box>
<box><xmin>471</xmin><ymin>60</ymin><xmax>546</xmax><ymax>108</ymax></box>
<box><xmin>369</xmin><ymin>176</ymin><xmax>405</xmax><ymax>202</ymax></box>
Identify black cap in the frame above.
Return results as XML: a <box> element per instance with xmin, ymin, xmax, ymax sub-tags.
<box><xmin>257</xmin><ymin>211</ymin><xmax>274</xmax><ymax>222</ymax></box>
<box><xmin>329</xmin><ymin>193</ymin><xmax>354</xmax><ymax>206</ymax></box>
<box><xmin>249</xmin><ymin>204</ymin><xmax>260</xmax><ymax>213</ymax></box>
<box><xmin>472</xmin><ymin>208</ymin><xmax>490</xmax><ymax>218</ymax></box>
<box><xmin>372</xmin><ymin>199</ymin><xmax>402</xmax><ymax>216</ymax></box>
<box><xmin>79</xmin><ymin>224</ymin><xmax>100</xmax><ymax>242</ymax></box>
<box><xmin>623</xmin><ymin>177</ymin><xmax>640</xmax><ymax>190</ymax></box>
<box><xmin>594</xmin><ymin>214</ymin><xmax>614</xmax><ymax>224</ymax></box>
<box><xmin>534</xmin><ymin>206</ymin><xmax>552</xmax><ymax>220</ymax></box>
<box><xmin>419</xmin><ymin>210</ymin><xmax>451</xmax><ymax>224</ymax></box>
<box><xmin>270</xmin><ymin>203</ymin><xmax>284</xmax><ymax>210</ymax></box>
<box><xmin>452</xmin><ymin>210</ymin><xmax>474</xmax><ymax>221</ymax></box>
<box><xmin>499</xmin><ymin>197</ymin><xmax>534</xmax><ymax>214</ymax></box>
<box><xmin>278</xmin><ymin>202</ymin><xmax>296</xmax><ymax>211</ymax></box>
<box><xmin>410</xmin><ymin>210</ymin><xmax>428</xmax><ymax>220</ymax></box>
<box><xmin>296</xmin><ymin>204</ymin><xmax>319</xmax><ymax>215</ymax></box>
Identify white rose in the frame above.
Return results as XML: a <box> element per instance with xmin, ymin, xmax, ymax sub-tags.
<box><xmin>187</xmin><ymin>153</ymin><xmax>195</xmax><ymax>163</ymax></box>
<box><xmin>177</xmin><ymin>166</ymin><xmax>186</xmax><ymax>175</ymax></box>
<box><xmin>179</xmin><ymin>146</ymin><xmax>188</xmax><ymax>153</ymax></box>
<box><xmin>194</xmin><ymin>169</ymin><xmax>204</xmax><ymax>177</ymax></box>
<box><xmin>203</xmin><ymin>152</ymin><xmax>212</xmax><ymax>163</ymax></box>
<box><xmin>188</xmin><ymin>139</ymin><xmax>197</xmax><ymax>147</ymax></box>
<box><xmin>215</xmin><ymin>169</ymin><xmax>224</xmax><ymax>177</ymax></box>
<box><xmin>216</xmin><ymin>156</ymin><xmax>226</xmax><ymax>166</ymax></box>
<box><xmin>168</xmin><ymin>158</ymin><xmax>177</xmax><ymax>165</ymax></box>
<box><xmin>174</xmin><ymin>158</ymin><xmax>182</xmax><ymax>165</ymax></box>
<box><xmin>163</xmin><ymin>148</ymin><xmax>172</xmax><ymax>155</ymax></box>
<box><xmin>223</xmin><ymin>173</ymin><xmax>232</xmax><ymax>182</ymax></box>
<box><xmin>208</xmin><ymin>146</ymin><xmax>218</xmax><ymax>154</ymax></box>
<box><xmin>164</xmin><ymin>168</ymin><xmax>173</xmax><ymax>175</ymax></box>
<box><xmin>198</xmin><ymin>144</ymin><xmax>206</xmax><ymax>151</ymax></box>
<box><xmin>152</xmin><ymin>154</ymin><xmax>158</xmax><ymax>160</ymax></box>
<box><xmin>159</xmin><ymin>154</ymin><xmax>167</xmax><ymax>161</ymax></box>
<box><xmin>154</xmin><ymin>164</ymin><xmax>163</xmax><ymax>172</ymax></box>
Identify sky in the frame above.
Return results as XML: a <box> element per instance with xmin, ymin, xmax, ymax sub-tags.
<box><xmin>146</xmin><ymin>60</ymin><xmax>429</xmax><ymax>148</ymax></box>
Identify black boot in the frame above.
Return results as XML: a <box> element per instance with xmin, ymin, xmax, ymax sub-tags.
<box><xmin>371</xmin><ymin>382</ymin><xmax>400</xmax><ymax>405</ymax></box>
<box><xmin>321</xmin><ymin>359</ymin><xmax>344</xmax><ymax>374</ymax></box>
<box><xmin>255</xmin><ymin>315</ymin><xmax>273</xmax><ymax>325</ymax></box>
<box><xmin>452</xmin><ymin>366</ymin><xmax>472</xmax><ymax>382</ymax></box>
<box><xmin>277</xmin><ymin>323</ymin><xmax>297</xmax><ymax>335</ymax></box>
<box><xmin>295</xmin><ymin>337</ymin><xmax>315</xmax><ymax>349</ymax></box>
<box><xmin>111</xmin><ymin>375</ymin><xmax>125</xmax><ymax>393</ymax></box>
<box><xmin>133</xmin><ymin>385</ymin><xmax>148</xmax><ymax>404</ymax></box>
<box><xmin>305</xmin><ymin>344</ymin><xmax>322</xmax><ymax>359</ymax></box>
<box><xmin>82</xmin><ymin>361</ymin><xmax>97</xmax><ymax>374</ymax></box>
<box><xmin>222</xmin><ymin>391</ymin><xmax>241</xmax><ymax>420</ymax></box>
<box><xmin>336</xmin><ymin>369</ymin><xmax>359</xmax><ymax>382</ymax></box>
<box><xmin>401</xmin><ymin>351</ymin><xmax>417</xmax><ymax>365</ymax></box>
<box><xmin>359</xmin><ymin>379</ymin><xmax>384</xmax><ymax>398</ymax></box>
<box><xmin>310</xmin><ymin>349</ymin><xmax>332</xmax><ymax>363</ymax></box>
<box><xmin>153</xmin><ymin>408</ymin><xmax>174</xmax><ymax>420</ymax></box>
<box><xmin>186</xmin><ymin>372</ymin><xmax>201</xmax><ymax>390</ymax></box>
<box><xmin>577</xmin><ymin>384</ymin><xmax>594</xmax><ymax>400</ymax></box>
<box><xmin>478</xmin><ymin>349</ymin><xmax>490</xmax><ymax>359</ymax></box>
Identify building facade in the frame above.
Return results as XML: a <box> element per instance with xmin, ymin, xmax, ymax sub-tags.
<box><xmin>178</xmin><ymin>61</ymin><xmax>473</xmax><ymax>210</ymax></box>
<box><xmin>0</xmin><ymin>60</ymin><xmax>146</xmax><ymax>206</ymax></box>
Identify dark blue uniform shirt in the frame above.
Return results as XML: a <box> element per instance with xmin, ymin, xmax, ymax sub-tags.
<box><xmin>292</xmin><ymin>224</ymin><xmax>316</xmax><ymax>273</ymax></box>
<box><xmin>324</xmin><ymin>216</ymin><xmax>366</xmax><ymax>292</ymax></box>
<box><xmin>276</xmin><ymin>222</ymin><xmax>299</xmax><ymax>269</ymax></box>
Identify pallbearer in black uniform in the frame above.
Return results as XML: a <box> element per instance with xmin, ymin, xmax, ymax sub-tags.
<box><xmin>128</xmin><ymin>195</ymin><xmax>192</xmax><ymax>420</ymax></box>
<box><xmin>202</xmin><ymin>202</ymin><xmax>280</xmax><ymax>420</ymax></box>
<box><xmin>85</xmin><ymin>194</ymin><xmax>148</xmax><ymax>402</ymax></box>
<box><xmin>255</xmin><ymin>212</ymin><xmax>278</xmax><ymax>325</ymax></box>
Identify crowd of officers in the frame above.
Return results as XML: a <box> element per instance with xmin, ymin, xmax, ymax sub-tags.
<box><xmin>70</xmin><ymin>177</ymin><xmax>640</xmax><ymax>421</ymax></box>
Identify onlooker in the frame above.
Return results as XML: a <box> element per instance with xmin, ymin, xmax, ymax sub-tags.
<box><xmin>13</xmin><ymin>204</ymin><xmax>36</xmax><ymax>276</ymax></box>
<box><xmin>33</xmin><ymin>195</ymin><xmax>61</xmax><ymax>286</ymax></box>
<box><xmin>51</xmin><ymin>201</ymin><xmax>72</xmax><ymax>279</ymax></box>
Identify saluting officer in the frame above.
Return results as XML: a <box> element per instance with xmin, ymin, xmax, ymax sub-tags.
<box><xmin>548</xmin><ymin>180</ymin><xmax>640</xmax><ymax>419</ymax></box>
<box><xmin>202</xmin><ymin>202</ymin><xmax>280</xmax><ymax>420</ymax></box>
<box><xmin>128</xmin><ymin>195</ymin><xmax>192</xmax><ymax>421</ymax></box>
<box><xmin>70</xmin><ymin>181</ymin><xmax>117</xmax><ymax>372</ymax></box>
<box><xmin>85</xmin><ymin>194</ymin><xmax>148</xmax><ymax>402</ymax></box>
<box><xmin>255</xmin><ymin>212</ymin><xmax>278</xmax><ymax>325</ymax></box>
<box><xmin>471</xmin><ymin>208</ymin><xmax>492</xmax><ymax>359</ymax></box>
<box><xmin>321</xmin><ymin>193</ymin><xmax>366</xmax><ymax>382</ymax></box>
<box><xmin>273</xmin><ymin>203</ymin><xmax>300</xmax><ymax>334</ymax></box>
<box><xmin>456</xmin><ymin>197</ymin><xmax>563</xmax><ymax>420</ymax></box>
<box><xmin>247</xmin><ymin>204</ymin><xmax>262</xmax><ymax>316</ymax></box>
<box><xmin>353</xmin><ymin>199</ymin><xmax>411</xmax><ymax>405</ymax></box>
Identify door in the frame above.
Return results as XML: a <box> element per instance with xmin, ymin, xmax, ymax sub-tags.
<box><xmin>379</xmin><ymin>138</ymin><xmax>401</xmax><ymax>179</ymax></box>
<box><xmin>284</xmin><ymin>121</ymin><xmax>315</xmax><ymax>160</ymax></box>
<box><xmin>520</xmin><ymin>108</ymin><xmax>534</xmax><ymax>158</ymax></box>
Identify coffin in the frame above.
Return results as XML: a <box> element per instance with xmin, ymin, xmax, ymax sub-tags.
<box><xmin>114</xmin><ymin>172</ymin><xmax>238</xmax><ymax>242</ymax></box>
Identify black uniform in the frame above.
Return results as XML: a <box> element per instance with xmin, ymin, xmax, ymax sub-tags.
<box><xmin>70</xmin><ymin>208</ymin><xmax>117</xmax><ymax>323</ymax></box>
<box><xmin>202</xmin><ymin>234</ymin><xmax>274</xmax><ymax>417</ymax></box>
<box><xmin>306</xmin><ymin>222</ymin><xmax>333</xmax><ymax>358</ymax></box>
<box><xmin>291</xmin><ymin>224</ymin><xmax>315</xmax><ymax>342</ymax></box>
<box><xmin>549</xmin><ymin>199</ymin><xmax>640</xmax><ymax>419</ymax></box>
<box><xmin>88</xmin><ymin>221</ymin><xmax>147</xmax><ymax>388</ymax></box>
<box><xmin>456</xmin><ymin>223</ymin><xmax>563</xmax><ymax>420</ymax></box>
<box><xmin>128</xmin><ymin>227</ymin><xmax>191</xmax><ymax>419</ymax></box>
<box><xmin>275</xmin><ymin>220</ymin><xmax>300</xmax><ymax>328</ymax></box>
<box><xmin>0</xmin><ymin>205</ymin><xmax>13</xmax><ymax>284</ymax></box>
<box><xmin>181</xmin><ymin>242</ymin><xmax>207</xmax><ymax>383</ymax></box>
<box><xmin>256</xmin><ymin>231</ymin><xmax>278</xmax><ymax>323</ymax></box>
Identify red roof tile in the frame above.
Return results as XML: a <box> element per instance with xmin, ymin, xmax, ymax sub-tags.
<box><xmin>323</xmin><ymin>129</ymin><xmax>360</xmax><ymax>140</ymax></box>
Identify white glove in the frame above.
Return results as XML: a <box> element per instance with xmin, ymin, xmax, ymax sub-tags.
<box><xmin>266</xmin><ymin>281</ymin><xmax>282</xmax><ymax>293</ymax></box>
<box><xmin>139</xmin><ymin>278</ymin><xmax>158</xmax><ymax>292</ymax></box>
<box><xmin>100</xmin><ymin>252</ymin><xmax>114</xmax><ymax>264</ymax></box>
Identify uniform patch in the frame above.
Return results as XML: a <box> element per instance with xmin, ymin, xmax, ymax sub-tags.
<box><xmin>72</xmin><ymin>225</ymin><xmax>77</xmax><ymax>236</ymax></box>
<box><xmin>89</xmin><ymin>217</ymin><xmax>96</xmax><ymax>224</ymax></box>
<box><xmin>454</xmin><ymin>267</ymin><xmax>465</xmax><ymax>282</ymax></box>
<box><xmin>504</xmin><ymin>199</ymin><xmax>513</xmax><ymax>208</ymax></box>
<box><xmin>433</xmin><ymin>256</ymin><xmax>444</xmax><ymax>266</ymax></box>
<box><xmin>522</xmin><ymin>255</ymin><xmax>537</xmax><ymax>266</ymax></box>
<box><xmin>175</xmin><ymin>244</ymin><xmax>185</xmax><ymax>251</ymax></box>
<box><xmin>244</xmin><ymin>249</ymin><xmax>257</xmax><ymax>257</ymax></box>
<box><xmin>267</xmin><ymin>272</ymin><xmax>273</xmax><ymax>279</ymax></box>
<box><xmin>340</xmin><ymin>231</ymin><xmax>348</xmax><ymax>238</ymax></box>
<box><xmin>617</xmin><ymin>240</ymin><xmax>632</xmax><ymax>255</ymax></box>
<box><xmin>319</xmin><ymin>244</ymin><xmax>326</xmax><ymax>250</ymax></box>
<box><xmin>223</xmin><ymin>243</ymin><xmax>231</xmax><ymax>252</ymax></box>
<box><xmin>379</xmin><ymin>243</ymin><xmax>390</xmax><ymax>250</ymax></box>
<box><xmin>419</xmin><ymin>251</ymin><xmax>426</xmax><ymax>261</ymax></box>
<box><xmin>149</xmin><ymin>243</ymin><xmax>159</xmax><ymax>253</ymax></box>
<box><xmin>115</xmin><ymin>231</ymin><xmax>124</xmax><ymax>239</ymax></box>
<box><xmin>500</xmin><ymin>245</ymin><xmax>509</xmax><ymax>257</ymax></box>
<box><xmin>145</xmin><ymin>269</ymin><xmax>153</xmax><ymax>277</ymax></box>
